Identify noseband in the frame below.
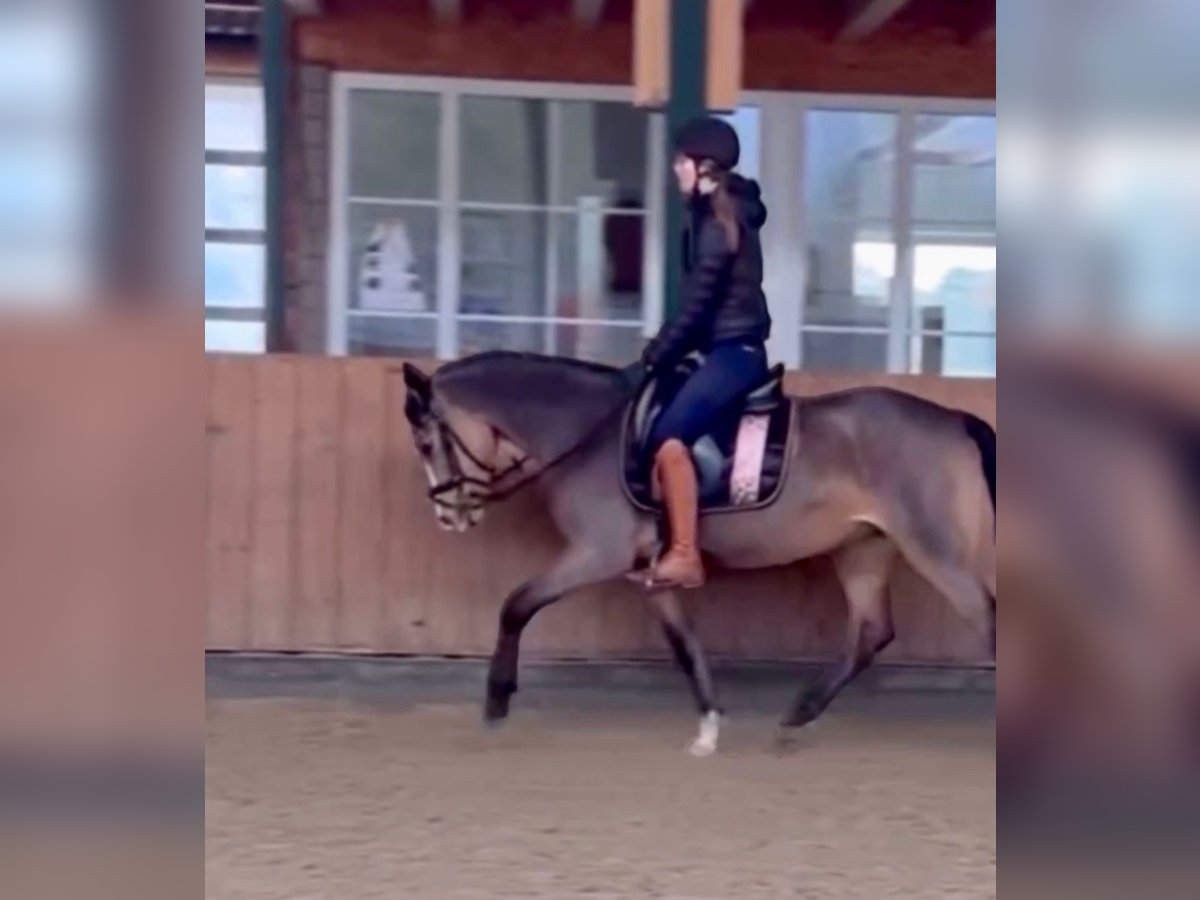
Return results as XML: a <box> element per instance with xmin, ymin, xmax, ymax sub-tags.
<box><xmin>425</xmin><ymin>416</ymin><xmax>531</xmax><ymax>514</ymax></box>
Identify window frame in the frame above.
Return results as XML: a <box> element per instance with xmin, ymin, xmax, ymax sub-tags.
<box><xmin>329</xmin><ymin>73</ymin><xmax>662</xmax><ymax>361</ymax></box>
<box><xmin>205</xmin><ymin>77</ymin><xmax>267</xmax><ymax>349</ymax></box>
<box><xmin>759</xmin><ymin>92</ymin><xmax>995</xmax><ymax>375</ymax></box>
<box><xmin>327</xmin><ymin>73</ymin><xmax>995</xmax><ymax>375</ymax></box>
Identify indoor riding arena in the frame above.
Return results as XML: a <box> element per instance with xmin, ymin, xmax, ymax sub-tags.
<box><xmin>205</xmin><ymin>1</ymin><xmax>996</xmax><ymax>897</ymax></box>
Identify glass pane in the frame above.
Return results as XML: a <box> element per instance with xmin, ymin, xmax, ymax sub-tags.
<box><xmin>205</xmin><ymin>320</ymin><xmax>265</xmax><ymax>354</ymax></box>
<box><xmin>461</xmin><ymin>96</ymin><xmax>549</xmax><ymax>205</ymax></box>
<box><xmin>459</xmin><ymin>209</ymin><xmax>548</xmax><ymax>316</ymax></box>
<box><xmin>348</xmin><ymin>314</ymin><xmax>436</xmax><ymax>357</ymax></box>
<box><xmin>348</xmin><ymin>204</ymin><xmax>437</xmax><ymax>313</ymax></box>
<box><xmin>459</xmin><ymin>320</ymin><xmax>544</xmax><ymax>357</ymax></box>
<box><xmin>719</xmin><ymin>106</ymin><xmax>761</xmax><ymax>180</ymax></box>
<box><xmin>913</xmin><ymin>244</ymin><xmax>996</xmax><ymax>334</ymax></box>
<box><xmin>458</xmin><ymin>321</ymin><xmax>642</xmax><ymax>364</ymax></box>
<box><xmin>552</xmin><ymin>324</ymin><xmax>644</xmax><ymax>366</ymax></box>
<box><xmin>205</xmin><ymin>242</ymin><xmax>264</xmax><ymax>308</ymax></box>
<box><xmin>204</xmin><ymin>83</ymin><xmax>264</xmax><ymax>152</ymax></box>
<box><xmin>801</xmin><ymin>331</ymin><xmax>888</xmax><ymax>373</ymax></box>
<box><xmin>553</xmin><ymin>211</ymin><xmax>644</xmax><ymax>322</ymax></box>
<box><xmin>205</xmin><ymin>164</ymin><xmax>264</xmax><ymax>230</ymax></box>
<box><xmin>913</xmin><ymin>115</ymin><xmax>995</xmax><ymax>238</ymax></box>
<box><xmin>913</xmin><ymin>333</ymin><xmax>996</xmax><ymax>378</ymax></box>
<box><xmin>557</xmin><ymin>101</ymin><xmax>648</xmax><ymax>208</ymax></box>
<box><xmin>805</xmin><ymin>110</ymin><xmax>895</xmax><ymax>219</ymax></box>
<box><xmin>348</xmin><ymin>90</ymin><xmax>439</xmax><ymax>199</ymax></box>
<box><xmin>804</xmin><ymin>111</ymin><xmax>897</xmax><ymax>333</ymax></box>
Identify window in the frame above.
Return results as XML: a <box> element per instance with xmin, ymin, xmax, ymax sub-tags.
<box><xmin>343</xmin><ymin>90</ymin><xmax>440</xmax><ymax>357</ymax></box>
<box><xmin>799</xmin><ymin>107</ymin><xmax>995</xmax><ymax>376</ymax></box>
<box><xmin>457</xmin><ymin>96</ymin><xmax>648</xmax><ymax>363</ymax></box>
<box><xmin>329</xmin><ymin>77</ymin><xmax>995</xmax><ymax>377</ymax></box>
<box><xmin>801</xmin><ymin>110</ymin><xmax>896</xmax><ymax>372</ymax></box>
<box><xmin>909</xmin><ymin>115</ymin><xmax>996</xmax><ymax>377</ymax></box>
<box><xmin>335</xmin><ymin>80</ymin><xmax>651</xmax><ymax>364</ymax></box>
<box><xmin>205</xmin><ymin>82</ymin><xmax>265</xmax><ymax>353</ymax></box>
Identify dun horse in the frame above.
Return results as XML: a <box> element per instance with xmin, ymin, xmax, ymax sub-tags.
<box><xmin>402</xmin><ymin>352</ymin><xmax>995</xmax><ymax>755</ymax></box>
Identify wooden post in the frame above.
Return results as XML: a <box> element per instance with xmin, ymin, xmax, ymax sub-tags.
<box><xmin>635</xmin><ymin>0</ymin><xmax>720</xmax><ymax>320</ymax></box>
<box><xmin>664</xmin><ymin>0</ymin><xmax>707</xmax><ymax>319</ymax></box>
<box><xmin>705</xmin><ymin>0</ymin><xmax>743</xmax><ymax>111</ymax></box>
<box><xmin>633</xmin><ymin>0</ymin><xmax>670</xmax><ymax>108</ymax></box>
<box><xmin>261</xmin><ymin>0</ymin><xmax>288</xmax><ymax>351</ymax></box>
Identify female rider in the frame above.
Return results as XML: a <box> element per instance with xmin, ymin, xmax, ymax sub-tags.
<box><xmin>637</xmin><ymin>115</ymin><xmax>771</xmax><ymax>590</ymax></box>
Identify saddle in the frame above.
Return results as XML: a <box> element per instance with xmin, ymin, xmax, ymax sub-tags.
<box><xmin>621</xmin><ymin>354</ymin><xmax>793</xmax><ymax>513</ymax></box>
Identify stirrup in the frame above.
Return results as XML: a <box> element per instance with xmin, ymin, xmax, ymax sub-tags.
<box><xmin>624</xmin><ymin>549</ymin><xmax>662</xmax><ymax>589</ymax></box>
<box><xmin>643</xmin><ymin>566</ymin><xmax>705</xmax><ymax>591</ymax></box>
<box><xmin>623</xmin><ymin>551</ymin><xmax>704</xmax><ymax>591</ymax></box>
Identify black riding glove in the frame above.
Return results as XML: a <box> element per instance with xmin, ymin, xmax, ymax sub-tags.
<box><xmin>641</xmin><ymin>339</ymin><xmax>665</xmax><ymax>373</ymax></box>
<box><xmin>644</xmin><ymin>218</ymin><xmax>736</xmax><ymax>375</ymax></box>
<box><xmin>621</xmin><ymin>359</ymin><xmax>649</xmax><ymax>391</ymax></box>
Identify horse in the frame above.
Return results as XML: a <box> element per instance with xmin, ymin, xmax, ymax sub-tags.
<box><xmin>401</xmin><ymin>351</ymin><xmax>995</xmax><ymax>755</ymax></box>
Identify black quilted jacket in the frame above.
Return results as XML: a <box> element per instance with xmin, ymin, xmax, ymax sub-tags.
<box><xmin>644</xmin><ymin>175</ymin><xmax>771</xmax><ymax>371</ymax></box>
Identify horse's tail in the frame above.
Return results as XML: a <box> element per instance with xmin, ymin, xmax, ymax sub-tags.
<box><xmin>962</xmin><ymin>412</ymin><xmax>996</xmax><ymax>517</ymax></box>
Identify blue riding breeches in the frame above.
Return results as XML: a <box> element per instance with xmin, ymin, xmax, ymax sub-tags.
<box><xmin>647</xmin><ymin>342</ymin><xmax>769</xmax><ymax>453</ymax></box>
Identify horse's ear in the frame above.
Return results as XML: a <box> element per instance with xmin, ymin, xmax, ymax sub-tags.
<box><xmin>402</xmin><ymin>362</ymin><xmax>431</xmax><ymax>403</ymax></box>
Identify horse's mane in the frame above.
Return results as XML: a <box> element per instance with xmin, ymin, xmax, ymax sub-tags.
<box><xmin>435</xmin><ymin>350</ymin><xmax>623</xmax><ymax>384</ymax></box>
<box><xmin>431</xmin><ymin>351</ymin><xmax>629</xmax><ymax>461</ymax></box>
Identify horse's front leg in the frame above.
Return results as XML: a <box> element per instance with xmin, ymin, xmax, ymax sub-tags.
<box><xmin>646</xmin><ymin>589</ymin><xmax>722</xmax><ymax>756</ymax></box>
<box><xmin>485</xmin><ymin>545</ymin><xmax>629</xmax><ymax>723</ymax></box>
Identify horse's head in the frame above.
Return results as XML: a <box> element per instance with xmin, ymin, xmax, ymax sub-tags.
<box><xmin>402</xmin><ymin>363</ymin><xmax>518</xmax><ymax>532</ymax></box>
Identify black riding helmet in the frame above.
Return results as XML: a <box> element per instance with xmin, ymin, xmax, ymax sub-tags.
<box><xmin>672</xmin><ymin>115</ymin><xmax>740</xmax><ymax>171</ymax></box>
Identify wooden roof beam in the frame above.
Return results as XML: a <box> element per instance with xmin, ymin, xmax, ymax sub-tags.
<box><xmin>841</xmin><ymin>0</ymin><xmax>912</xmax><ymax>41</ymax></box>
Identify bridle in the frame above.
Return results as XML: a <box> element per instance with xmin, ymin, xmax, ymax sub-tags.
<box><xmin>425</xmin><ymin>417</ymin><xmax>531</xmax><ymax>515</ymax></box>
<box><xmin>423</xmin><ymin>388</ymin><xmax>636</xmax><ymax>516</ymax></box>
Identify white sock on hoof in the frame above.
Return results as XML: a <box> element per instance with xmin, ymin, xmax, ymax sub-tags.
<box><xmin>688</xmin><ymin>710</ymin><xmax>720</xmax><ymax>757</ymax></box>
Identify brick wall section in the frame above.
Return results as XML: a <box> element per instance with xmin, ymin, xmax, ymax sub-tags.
<box><xmin>282</xmin><ymin>64</ymin><xmax>330</xmax><ymax>354</ymax></box>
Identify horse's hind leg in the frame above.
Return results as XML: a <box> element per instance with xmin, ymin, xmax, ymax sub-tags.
<box><xmin>781</xmin><ymin>534</ymin><xmax>897</xmax><ymax>731</ymax></box>
<box><xmin>486</xmin><ymin>544</ymin><xmax>630</xmax><ymax>723</ymax></box>
<box><xmin>896</xmin><ymin>532</ymin><xmax>996</xmax><ymax>659</ymax></box>
<box><xmin>646</xmin><ymin>589</ymin><xmax>721</xmax><ymax>756</ymax></box>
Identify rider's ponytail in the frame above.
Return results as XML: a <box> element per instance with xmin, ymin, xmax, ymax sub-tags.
<box><xmin>711</xmin><ymin>177</ymin><xmax>740</xmax><ymax>254</ymax></box>
<box><xmin>699</xmin><ymin>161</ymin><xmax>740</xmax><ymax>253</ymax></box>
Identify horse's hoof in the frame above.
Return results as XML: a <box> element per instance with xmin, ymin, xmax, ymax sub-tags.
<box><xmin>686</xmin><ymin>710</ymin><xmax>721</xmax><ymax>757</ymax></box>
<box><xmin>775</xmin><ymin>713</ymin><xmax>823</xmax><ymax>753</ymax></box>
<box><xmin>780</xmin><ymin>700</ymin><xmax>822</xmax><ymax>731</ymax></box>
<box><xmin>483</xmin><ymin>695</ymin><xmax>511</xmax><ymax>725</ymax></box>
<box><xmin>687</xmin><ymin>740</ymin><xmax>716</xmax><ymax>757</ymax></box>
<box><xmin>774</xmin><ymin>726</ymin><xmax>801</xmax><ymax>753</ymax></box>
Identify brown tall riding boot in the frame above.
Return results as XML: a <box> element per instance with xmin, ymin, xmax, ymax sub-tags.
<box><xmin>650</xmin><ymin>439</ymin><xmax>705</xmax><ymax>589</ymax></box>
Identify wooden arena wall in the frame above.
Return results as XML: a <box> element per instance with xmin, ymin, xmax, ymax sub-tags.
<box><xmin>206</xmin><ymin>354</ymin><xmax>995</xmax><ymax>665</ymax></box>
